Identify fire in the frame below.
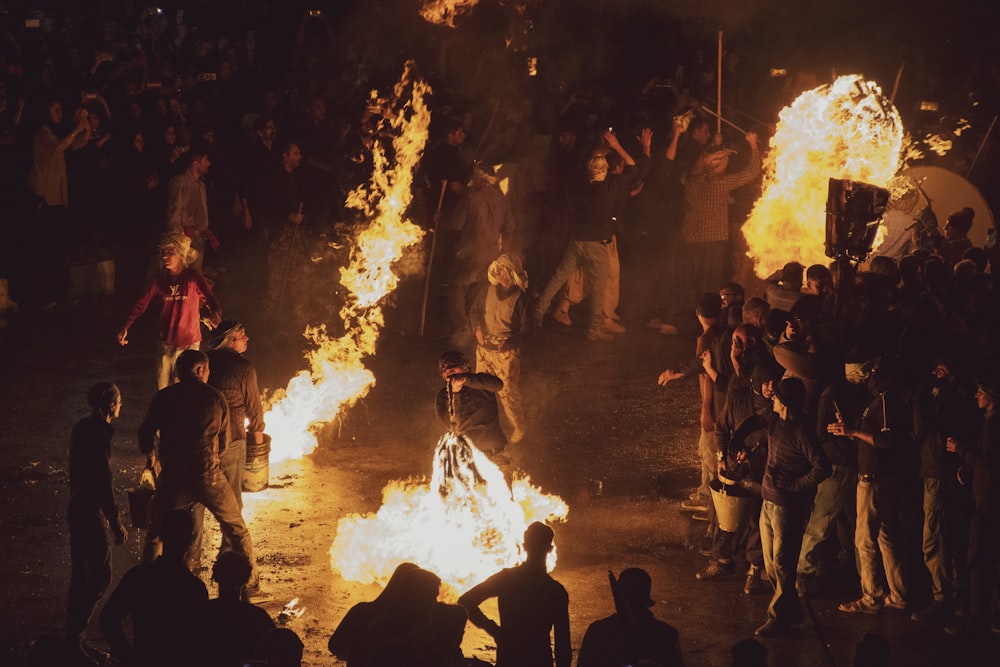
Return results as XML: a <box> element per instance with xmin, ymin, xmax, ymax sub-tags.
<box><xmin>330</xmin><ymin>432</ymin><xmax>569</xmax><ymax>593</ymax></box>
<box><xmin>743</xmin><ymin>75</ymin><xmax>904</xmax><ymax>277</ymax></box>
<box><xmin>262</xmin><ymin>62</ymin><xmax>430</xmax><ymax>463</ymax></box>
<box><xmin>420</xmin><ymin>0</ymin><xmax>478</xmax><ymax>27</ymax></box>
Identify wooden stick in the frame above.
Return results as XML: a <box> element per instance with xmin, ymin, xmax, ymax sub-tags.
<box><xmin>716</xmin><ymin>30</ymin><xmax>723</xmax><ymax>135</ymax></box>
<box><xmin>967</xmin><ymin>115</ymin><xmax>998</xmax><ymax>178</ymax></box>
<box><xmin>889</xmin><ymin>61</ymin><xmax>905</xmax><ymax>104</ymax></box>
<box><xmin>419</xmin><ymin>180</ymin><xmax>448</xmax><ymax>336</ymax></box>
<box><xmin>700</xmin><ymin>105</ymin><xmax>748</xmax><ymax>135</ymax></box>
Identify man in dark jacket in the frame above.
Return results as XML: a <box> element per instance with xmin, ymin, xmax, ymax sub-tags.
<box><xmin>138</xmin><ymin>349</ymin><xmax>254</xmax><ymax>579</ymax></box>
<box><xmin>533</xmin><ymin>128</ymin><xmax>651</xmax><ymax>341</ymax></box>
<box><xmin>435</xmin><ymin>350</ymin><xmax>506</xmax><ymax>456</ymax></box>
<box><xmin>751</xmin><ymin>377</ymin><xmax>831</xmax><ymax>636</ymax></box>
<box><xmin>67</xmin><ymin>382</ymin><xmax>128</xmax><ymax>662</ymax></box>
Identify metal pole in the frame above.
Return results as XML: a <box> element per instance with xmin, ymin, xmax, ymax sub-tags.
<box><xmin>419</xmin><ymin>181</ymin><xmax>448</xmax><ymax>336</ymax></box>
<box><xmin>716</xmin><ymin>31</ymin><xmax>723</xmax><ymax>135</ymax></box>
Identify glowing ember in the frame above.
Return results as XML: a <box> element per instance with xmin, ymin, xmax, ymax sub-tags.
<box><xmin>330</xmin><ymin>432</ymin><xmax>568</xmax><ymax>593</ymax></box>
<box><xmin>743</xmin><ymin>75</ymin><xmax>904</xmax><ymax>278</ymax></box>
<box><xmin>262</xmin><ymin>62</ymin><xmax>430</xmax><ymax>463</ymax></box>
<box><xmin>420</xmin><ymin>0</ymin><xmax>478</xmax><ymax>27</ymax></box>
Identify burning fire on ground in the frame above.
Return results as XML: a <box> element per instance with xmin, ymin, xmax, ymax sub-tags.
<box><xmin>330</xmin><ymin>432</ymin><xmax>568</xmax><ymax>593</ymax></box>
<box><xmin>743</xmin><ymin>75</ymin><xmax>904</xmax><ymax>277</ymax></box>
<box><xmin>260</xmin><ymin>62</ymin><xmax>429</xmax><ymax>463</ymax></box>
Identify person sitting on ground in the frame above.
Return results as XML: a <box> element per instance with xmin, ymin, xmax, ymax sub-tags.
<box><xmin>328</xmin><ymin>562</ymin><xmax>467</xmax><ymax>667</ymax></box>
<box><xmin>576</xmin><ymin>567</ymin><xmax>684</xmax><ymax>667</ymax></box>
<box><xmin>99</xmin><ymin>510</ymin><xmax>209</xmax><ymax>667</ymax></box>
<box><xmin>435</xmin><ymin>350</ymin><xmax>507</xmax><ymax>457</ymax></box>
<box><xmin>205</xmin><ymin>551</ymin><xmax>275</xmax><ymax>667</ymax></box>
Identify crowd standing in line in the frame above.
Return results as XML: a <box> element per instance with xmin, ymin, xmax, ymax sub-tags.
<box><xmin>3</xmin><ymin>3</ymin><xmax>998</xmax><ymax>666</ymax></box>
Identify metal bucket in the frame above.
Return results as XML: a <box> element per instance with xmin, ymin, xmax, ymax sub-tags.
<box><xmin>126</xmin><ymin>487</ymin><xmax>155</xmax><ymax>528</ymax></box>
<box><xmin>242</xmin><ymin>434</ymin><xmax>271</xmax><ymax>493</ymax></box>
<box><xmin>710</xmin><ymin>477</ymin><xmax>750</xmax><ymax>533</ymax></box>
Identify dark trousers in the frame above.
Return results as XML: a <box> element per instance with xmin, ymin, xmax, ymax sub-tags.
<box><xmin>66</xmin><ymin>511</ymin><xmax>112</xmax><ymax>641</ymax></box>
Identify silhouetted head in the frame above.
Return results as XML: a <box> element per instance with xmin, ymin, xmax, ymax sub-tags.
<box><xmin>176</xmin><ymin>349</ymin><xmax>210</xmax><ymax>383</ymax></box>
<box><xmin>87</xmin><ymin>382</ymin><xmax>121</xmax><ymax>418</ymax></box>
<box><xmin>731</xmin><ymin>638</ymin><xmax>768</xmax><ymax>667</ymax></box>
<box><xmin>523</xmin><ymin>522</ymin><xmax>554</xmax><ymax>557</ymax></box>
<box><xmin>617</xmin><ymin>567</ymin><xmax>654</xmax><ymax>608</ymax></box>
<box><xmin>212</xmin><ymin>551</ymin><xmax>253</xmax><ymax>591</ymax></box>
<box><xmin>376</xmin><ymin>562</ymin><xmax>441</xmax><ymax>610</ymax></box>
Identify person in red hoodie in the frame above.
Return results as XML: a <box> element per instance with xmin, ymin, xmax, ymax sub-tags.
<box><xmin>117</xmin><ymin>232</ymin><xmax>222</xmax><ymax>389</ymax></box>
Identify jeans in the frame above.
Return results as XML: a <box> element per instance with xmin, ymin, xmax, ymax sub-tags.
<box><xmin>190</xmin><ymin>438</ymin><xmax>246</xmax><ymax>563</ymax></box>
<box><xmin>797</xmin><ymin>465</ymin><xmax>857</xmax><ymax>575</ymax></box>
<box><xmin>855</xmin><ymin>477</ymin><xmax>909</xmax><ymax>606</ymax></box>
<box><xmin>535</xmin><ymin>239</ymin><xmax>609</xmax><ymax>332</ymax></box>
<box><xmin>760</xmin><ymin>499</ymin><xmax>810</xmax><ymax>624</ymax></box>
<box><xmin>920</xmin><ymin>477</ymin><xmax>949</xmax><ymax>602</ymax></box>
<box><xmin>156</xmin><ymin>342</ymin><xmax>199</xmax><ymax>390</ymax></box>
<box><xmin>144</xmin><ymin>472</ymin><xmax>253</xmax><ymax>572</ymax></box>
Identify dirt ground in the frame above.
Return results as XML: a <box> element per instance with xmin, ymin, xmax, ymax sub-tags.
<box><xmin>0</xmin><ymin>270</ymin><xmax>995</xmax><ymax>666</ymax></box>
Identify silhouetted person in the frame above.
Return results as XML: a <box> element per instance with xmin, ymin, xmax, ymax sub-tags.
<box><xmin>576</xmin><ymin>567</ymin><xmax>684</xmax><ymax>667</ymax></box>
<box><xmin>853</xmin><ymin>632</ymin><xmax>890</xmax><ymax>667</ymax></box>
<box><xmin>206</xmin><ymin>551</ymin><xmax>275</xmax><ymax>667</ymax></box>
<box><xmin>66</xmin><ymin>382</ymin><xmax>128</xmax><ymax>664</ymax></box>
<box><xmin>99</xmin><ymin>509</ymin><xmax>209</xmax><ymax>667</ymax></box>
<box><xmin>255</xmin><ymin>627</ymin><xmax>304</xmax><ymax>667</ymax></box>
<box><xmin>328</xmin><ymin>562</ymin><xmax>467</xmax><ymax>667</ymax></box>
<box><xmin>458</xmin><ymin>522</ymin><xmax>571</xmax><ymax>667</ymax></box>
<box><xmin>731</xmin><ymin>638</ymin><xmax>767</xmax><ymax>667</ymax></box>
<box><xmin>138</xmin><ymin>349</ymin><xmax>256</xmax><ymax>582</ymax></box>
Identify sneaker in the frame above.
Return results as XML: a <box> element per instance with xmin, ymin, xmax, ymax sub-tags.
<box><xmin>911</xmin><ymin>601</ymin><xmax>947</xmax><ymax>623</ymax></box>
<box><xmin>680</xmin><ymin>498</ymin><xmax>710</xmax><ymax>512</ymax></box>
<box><xmin>838</xmin><ymin>598</ymin><xmax>882</xmax><ymax>615</ymax></box>
<box><xmin>883</xmin><ymin>595</ymin><xmax>910</xmax><ymax>611</ymax></box>
<box><xmin>744</xmin><ymin>565</ymin><xmax>763</xmax><ymax>595</ymax></box>
<box><xmin>602</xmin><ymin>319</ymin><xmax>626</xmax><ymax>334</ymax></box>
<box><xmin>695</xmin><ymin>560</ymin><xmax>735</xmax><ymax>581</ymax></box>
<box><xmin>553</xmin><ymin>310</ymin><xmax>573</xmax><ymax>327</ymax></box>
<box><xmin>586</xmin><ymin>329</ymin><xmax>613</xmax><ymax>342</ymax></box>
<box><xmin>510</xmin><ymin>428</ymin><xmax>525</xmax><ymax>444</ymax></box>
<box><xmin>690</xmin><ymin>510</ymin><xmax>712</xmax><ymax>522</ymax></box>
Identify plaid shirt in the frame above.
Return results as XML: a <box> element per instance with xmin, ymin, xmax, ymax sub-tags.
<box><xmin>680</xmin><ymin>155</ymin><xmax>760</xmax><ymax>243</ymax></box>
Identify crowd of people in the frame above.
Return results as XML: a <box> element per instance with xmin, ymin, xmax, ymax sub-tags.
<box><xmin>3</xmin><ymin>2</ymin><xmax>999</xmax><ymax>667</ymax></box>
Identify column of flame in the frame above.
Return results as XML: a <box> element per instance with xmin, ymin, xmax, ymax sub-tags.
<box><xmin>262</xmin><ymin>62</ymin><xmax>430</xmax><ymax>463</ymax></box>
<box><xmin>743</xmin><ymin>75</ymin><xmax>904</xmax><ymax>278</ymax></box>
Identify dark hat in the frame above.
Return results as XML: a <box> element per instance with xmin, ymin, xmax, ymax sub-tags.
<box><xmin>617</xmin><ymin>567</ymin><xmax>655</xmax><ymax>607</ymax></box>
<box><xmin>207</xmin><ymin>319</ymin><xmax>244</xmax><ymax>350</ymax></box>
<box><xmin>773</xmin><ymin>377</ymin><xmax>806</xmax><ymax>415</ymax></box>
<box><xmin>751</xmin><ymin>359</ymin><xmax>784</xmax><ymax>388</ymax></box>
<box><xmin>438</xmin><ymin>350</ymin><xmax>470</xmax><ymax>373</ymax></box>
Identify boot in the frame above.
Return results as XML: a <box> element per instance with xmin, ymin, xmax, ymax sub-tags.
<box><xmin>744</xmin><ymin>564</ymin><xmax>763</xmax><ymax>595</ymax></box>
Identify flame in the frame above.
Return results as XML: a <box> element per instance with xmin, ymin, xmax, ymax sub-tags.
<box><xmin>420</xmin><ymin>0</ymin><xmax>478</xmax><ymax>27</ymax></box>
<box><xmin>743</xmin><ymin>75</ymin><xmax>904</xmax><ymax>278</ymax></box>
<box><xmin>330</xmin><ymin>432</ymin><xmax>568</xmax><ymax>593</ymax></box>
<box><xmin>262</xmin><ymin>62</ymin><xmax>429</xmax><ymax>463</ymax></box>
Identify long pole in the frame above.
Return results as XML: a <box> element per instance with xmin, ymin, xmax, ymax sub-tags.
<box><xmin>889</xmin><ymin>61</ymin><xmax>905</xmax><ymax>104</ymax></box>
<box><xmin>716</xmin><ymin>30</ymin><xmax>723</xmax><ymax>135</ymax></box>
<box><xmin>700</xmin><ymin>105</ymin><xmax>749</xmax><ymax>134</ymax></box>
<box><xmin>419</xmin><ymin>180</ymin><xmax>448</xmax><ymax>336</ymax></box>
<box><xmin>967</xmin><ymin>115</ymin><xmax>998</xmax><ymax>178</ymax></box>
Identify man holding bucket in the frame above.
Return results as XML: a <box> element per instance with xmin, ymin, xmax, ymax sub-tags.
<box><xmin>752</xmin><ymin>377</ymin><xmax>831</xmax><ymax>637</ymax></box>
